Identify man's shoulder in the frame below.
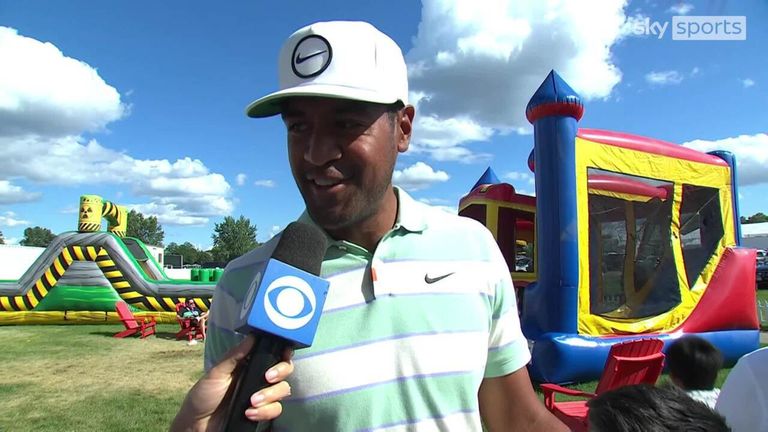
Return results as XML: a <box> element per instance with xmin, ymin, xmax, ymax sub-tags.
<box><xmin>418</xmin><ymin>201</ymin><xmax>493</xmax><ymax>237</ymax></box>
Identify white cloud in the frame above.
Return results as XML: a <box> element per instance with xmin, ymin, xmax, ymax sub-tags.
<box><xmin>667</xmin><ymin>3</ymin><xmax>694</xmax><ymax>15</ymax></box>
<box><xmin>0</xmin><ymin>28</ymin><xmax>234</xmax><ymax>224</ymax></box>
<box><xmin>682</xmin><ymin>133</ymin><xmax>768</xmax><ymax>186</ymax></box>
<box><xmin>418</xmin><ymin>198</ymin><xmax>458</xmax><ymax>214</ymax></box>
<box><xmin>253</xmin><ymin>180</ymin><xmax>276</xmax><ymax>188</ymax></box>
<box><xmin>645</xmin><ymin>70</ymin><xmax>684</xmax><ymax>85</ymax></box>
<box><xmin>407</xmin><ymin>0</ymin><xmax>628</xmax><ymax>162</ymax></box>
<box><xmin>236</xmin><ymin>173</ymin><xmax>247</xmax><ymax>186</ymax></box>
<box><xmin>0</xmin><ymin>27</ymin><xmax>126</xmax><ymax>137</ymax></box>
<box><xmin>409</xmin><ymin>111</ymin><xmax>495</xmax><ymax>162</ymax></box>
<box><xmin>0</xmin><ymin>136</ymin><xmax>234</xmax><ymax>224</ymax></box>
<box><xmin>128</xmin><ymin>202</ymin><xmax>210</xmax><ymax>226</ymax></box>
<box><xmin>516</xmin><ymin>188</ymin><xmax>536</xmax><ymax>197</ymax></box>
<box><xmin>0</xmin><ymin>211</ymin><xmax>29</xmax><ymax>227</ymax></box>
<box><xmin>742</xmin><ymin>78</ymin><xmax>755</xmax><ymax>88</ymax></box>
<box><xmin>503</xmin><ymin>171</ymin><xmax>535</xmax><ymax>185</ymax></box>
<box><xmin>0</xmin><ymin>180</ymin><xmax>41</xmax><ymax>204</ymax></box>
<box><xmin>393</xmin><ymin>162</ymin><xmax>450</xmax><ymax>191</ymax></box>
<box><xmin>619</xmin><ymin>14</ymin><xmax>652</xmax><ymax>39</ymax></box>
<box><xmin>147</xmin><ymin>174</ymin><xmax>230</xmax><ymax>197</ymax></box>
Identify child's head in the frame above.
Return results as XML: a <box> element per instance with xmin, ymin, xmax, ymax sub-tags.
<box><xmin>587</xmin><ymin>384</ymin><xmax>729</xmax><ymax>432</ymax></box>
<box><xmin>667</xmin><ymin>335</ymin><xmax>723</xmax><ymax>391</ymax></box>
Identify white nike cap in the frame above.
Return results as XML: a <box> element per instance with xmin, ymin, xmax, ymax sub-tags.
<box><xmin>246</xmin><ymin>21</ymin><xmax>409</xmax><ymax>118</ymax></box>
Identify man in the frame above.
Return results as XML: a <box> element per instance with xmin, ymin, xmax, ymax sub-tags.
<box><xmin>171</xmin><ymin>20</ymin><xmax>566</xmax><ymax>431</ymax></box>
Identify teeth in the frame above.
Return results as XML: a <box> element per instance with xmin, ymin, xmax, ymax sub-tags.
<box><xmin>313</xmin><ymin>178</ymin><xmax>342</xmax><ymax>186</ymax></box>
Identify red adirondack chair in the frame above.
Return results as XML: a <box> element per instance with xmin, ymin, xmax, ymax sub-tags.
<box><xmin>540</xmin><ymin>338</ymin><xmax>665</xmax><ymax>432</ymax></box>
<box><xmin>113</xmin><ymin>301</ymin><xmax>157</xmax><ymax>339</ymax></box>
<box><xmin>175</xmin><ymin>302</ymin><xmax>205</xmax><ymax>342</ymax></box>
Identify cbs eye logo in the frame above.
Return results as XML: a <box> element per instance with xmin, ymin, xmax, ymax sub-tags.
<box><xmin>263</xmin><ymin>276</ymin><xmax>317</xmax><ymax>330</ymax></box>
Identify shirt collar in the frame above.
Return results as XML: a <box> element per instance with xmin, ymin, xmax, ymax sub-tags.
<box><xmin>392</xmin><ymin>186</ymin><xmax>428</xmax><ymax>233</ymax></box>
<box><xmin>296</xmin><ymin>186</ymin><xmax>428</xmax><ymax>247</ymax></box>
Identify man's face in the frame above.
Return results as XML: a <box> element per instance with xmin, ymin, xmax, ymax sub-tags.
<box><xmin>281</xmin><ymin>97</ymin><xmax>410</xmax><ymax>232</ymax></box>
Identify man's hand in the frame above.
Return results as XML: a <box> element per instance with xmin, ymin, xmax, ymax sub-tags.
<box><xmin>170</xmin><ymin>335</ymin><xmax>294</xmax><ymax>432</ymax></box>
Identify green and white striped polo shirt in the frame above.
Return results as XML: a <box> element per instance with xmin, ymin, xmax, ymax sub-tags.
<box><xmin>204</xmin><ymin>188</ymin><xmax>530</xmax><ymax>431</ymax></box>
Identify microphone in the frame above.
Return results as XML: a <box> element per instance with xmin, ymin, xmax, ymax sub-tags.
<box><xmin>224</xmin><ymin>222</ymin><xmax>329</xmax><ymax>432</ymax></box>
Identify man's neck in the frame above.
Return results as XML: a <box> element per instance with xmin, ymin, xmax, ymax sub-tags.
<box><xmin>327</xmin><ymin>188</ymin><xmax>398</xmax><ymax>253</ymax></box>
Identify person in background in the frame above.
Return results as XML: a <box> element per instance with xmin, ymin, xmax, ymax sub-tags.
<box><xmin>177</xmin><ymin>299</ymin><xmax>207</xmax><ymax>345</ymax></box>
<box><xmin>587</xmin><ymin>384</ymin><xmax>730</xmax><ymax>432</ymax></box>
<box><xmin>666</xmin><ymin>335</ymin><xmax>723</xmax><ymax>408</ymax></box>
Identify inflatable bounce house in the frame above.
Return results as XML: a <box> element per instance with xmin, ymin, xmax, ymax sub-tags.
<box><xmin>0</xmin><ymin>195</ymin><xmax>215</xmax><ymax>324</ymax></box>
<box><xmin>460</xmin><ymin>71</ymin><xmax>759</xmax><ymax>383</ymax></box>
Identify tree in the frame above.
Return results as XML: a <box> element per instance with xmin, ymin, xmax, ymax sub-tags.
<box><xmin>166</xmin><ymin>241</ymin><xmax>203</xmax><ymax>265</ymax></box>
<box><xmin>741</xmin><ymin>212</ymin><xmax>768</xmax><ymax>225</ymax></box>
<box><xmin>20</xmin><ymin>226</ymin><xmax>56</xmax><ymax>247</ymax></box>
<box><xmin>126</xmin><ymin>210</ymin><xmax>165</xmax><ymax>246</ymax></box>
<box><xmin>197</xmin><ymin>249</ymin><xmax>213</xmax><ymax>264</ymax></box>
<box><xmin>211</xmin><ymin>215</ymin><xmax>260</xmax><ymax>263</ymax></box>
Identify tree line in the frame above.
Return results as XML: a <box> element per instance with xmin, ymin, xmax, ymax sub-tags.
<box><xmin>741</xmin><ymin>212</ymin><xmax>768</xmax><ymax>225</ymax></box>
<box><xmin>6</xmin><ymin>209</ymin><xmax>768</xmax><ymax>254</ymax></box>
<box><xmin>2</xmin><ymin>210</ymin><xmax>262</xmax><ymax>266</ymax></box>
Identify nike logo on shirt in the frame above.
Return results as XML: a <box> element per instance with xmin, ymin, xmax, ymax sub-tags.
<box><xmin>424</xmin><ymin>272</ymin><xmax>455</xmax><ymax>284</ymax></box>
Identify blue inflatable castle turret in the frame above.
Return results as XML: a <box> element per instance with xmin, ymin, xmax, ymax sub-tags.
<box><xmin>470</xmin><ymin>167</ymin><xmax>500</xmax><ymax>192</ymax></box>
<box><xmin>522</xmin><ymin>71</ymin><xmax>583</xmax><ymax>341</ymax></box>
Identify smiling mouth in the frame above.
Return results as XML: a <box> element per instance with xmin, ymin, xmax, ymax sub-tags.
<box><xmin>311</xmin><ymin>177</ymin><xmax>344</xmax><ymax>187</ymax></box>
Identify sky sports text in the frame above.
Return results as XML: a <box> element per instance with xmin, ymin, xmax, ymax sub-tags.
<box><xmin>630</xmin><ymin>16</ymin><xmax>746</xmax><ymax>40</ymax></box>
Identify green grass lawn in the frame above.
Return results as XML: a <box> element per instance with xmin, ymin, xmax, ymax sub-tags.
<box><xmin>757</xmin><ymin>289</ymin><xmax>768</xmax><ymax>303</ymax></box>
<box><xmin>2</xmin><ymin>297</ymin><xmax>765</xmax><ymax>432</ymax></box>
<box><xmin>0</xmin><ymin>324</ymin><xmax>203</xmax><ymax>432</ymax></box>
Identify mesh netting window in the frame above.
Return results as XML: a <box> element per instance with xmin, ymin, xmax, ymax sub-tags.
<box><xmin>680</xmin><ymin>185</ymin><xmax>724</xmax><ymax>288</ymax></box>
<box><xmin>588</xmin><ymin>169</ymin><xmax>680</xmax><ymax>319</ymax></box>
<box><xmin>498</xmin><ymin>207</ymin><xmax>535</xmax><ymax>274</ymax></box>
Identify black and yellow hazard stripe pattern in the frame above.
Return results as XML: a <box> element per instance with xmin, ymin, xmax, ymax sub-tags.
<box><xmin>77</xmin><ymin>222</ymin><xmax>101</xmax><ymax>232</ymax></box>
<box><xmin>96</xmin><ymin>249</ymin><xmax>161</xmax><ymax>311</ymax></box>
<box><xmin>101</xmin><ymin>201</ymin><xmax>126</xmax><ymax>237</ymax></box>
<box><xmin>0</xmin><ymin>246</ymin><xmax>86</xmax><ymax>311</ymax></box>
<box><xmin>95</xmin><ymin>249</ymin><xmax>210</xmax><ymax>312</ymax></box>
<box><xmin>0</xmin><ymin>244</ymin><xmax>211</xmax><ymax>312</ymax></box>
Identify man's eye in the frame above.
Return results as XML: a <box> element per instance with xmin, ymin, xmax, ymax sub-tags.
<box><xmin>337</xmin><ymin>120</ymin><xmax>362</xmax><ymax>129</ymax></box>
<box><xmin>287</xmin><ymin>122</ymin><xmax>307</xmax><ymax>133</ymax></box>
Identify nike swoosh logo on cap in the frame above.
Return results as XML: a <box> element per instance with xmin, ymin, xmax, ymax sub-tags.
<box><xmin>424</xmin><ymin>272</ymin><xmax>455</xmax><ymax>284</ymax></box>
<box><xmin>295</xmin><ymin>50</ymin><xmax>328</xmax><ymax>64</ymax></box>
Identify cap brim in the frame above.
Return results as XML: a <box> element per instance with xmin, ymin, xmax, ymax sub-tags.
<box><xmin>245</xmin><ymin>84</ymin><xmax>401</xmax><ymax>118</ymax></box>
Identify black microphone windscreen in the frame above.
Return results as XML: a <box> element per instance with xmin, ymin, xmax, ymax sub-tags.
<box><xmin>272</xmin><ymin>222</ymin><xmax>327</xmax><ymax>276</ymax></box>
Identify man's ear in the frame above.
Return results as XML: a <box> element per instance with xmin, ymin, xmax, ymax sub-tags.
<box><xmin>396</xmin><ymin>105</ymin><xmax>415</xmax><ymax>153</ymax></box>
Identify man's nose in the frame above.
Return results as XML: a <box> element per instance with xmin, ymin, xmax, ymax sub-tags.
<box><xmin>304</xmin><ymin>128</ymin><xmax>342</xmax><ymax>166</ymax></box>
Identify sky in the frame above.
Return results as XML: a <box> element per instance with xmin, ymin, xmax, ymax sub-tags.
<box><xmin>0</xmin><ymin>0</ymin><xmax>766</xmax><ymax>249</ymax></box>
